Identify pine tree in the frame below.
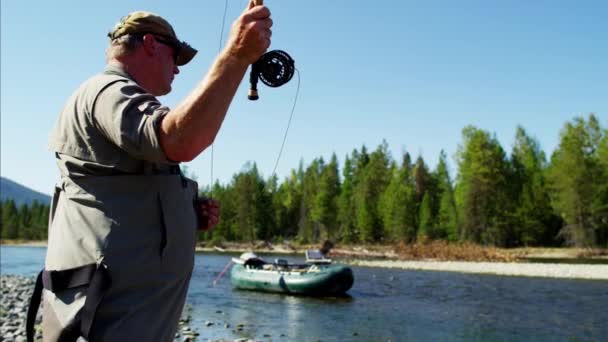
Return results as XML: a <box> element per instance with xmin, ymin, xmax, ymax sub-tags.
<box><xmin>548</xmin><ymin>114</ymin><xmax>606</xmax><ymax>246</ymax></box>
<box><xmin>418</xmin><ymin>192</ymin><xmax>432</xmax><ymax>241</ymax></box>
<box><xmin>232</xmin><ymin>163</ymin><xmax>260</xmax><ymax>243</ymax></box>
<box><xmin>338</xmin><ymin>156</ymin><xmax>357</xmax><ymax>243</ymax></box>
<box><xmin>379</xmin><ymin>160</ymin><xmax>416</xmax><ymax>242</ymax></box>
<box><xmin>434</xmin><ymin>151</ymin><xmax>459</xmax><ymax>241</ymax></box>
<box><xmin>596</xmin><ymin>129</ymin><xmax>608</xmax><ymax>246</ymax></box>
<box><xmin>299</xmin><ymin>158</ymin><xmax>322</xmax><ymax>243</ymax></box>
<box><xmin>313</xmin><ymin>153</ymin><xmax>341</xmax><ymax>241</ymax></box>
<box><xmin>355</xmin><ymin>142</ymin><xmax>391</xmax><ymax>242</ymax></box>
<box><xmin>511</xmin><ymin>126</ymin><xmax>558</xmax><ymax>245</ymax></box>
<box><xmin>455</xmin><ymin>126</ymin><xmax>512</xmax><ymax>246</ymax></box>
<box><xmin>2</xmin><ymin>200</ymin><xmax>19</xmax><ymax>239</ymax></box>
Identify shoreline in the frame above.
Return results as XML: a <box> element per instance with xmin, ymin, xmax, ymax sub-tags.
<box><xmin>347</xmin><ymin>259</ymin><xmax>608</xmax><ymax>280</ymax></box>
<box><xmin>4</xmin><ymin>241</ymin><xmax>607</xmax><ymax>281</ymax></box>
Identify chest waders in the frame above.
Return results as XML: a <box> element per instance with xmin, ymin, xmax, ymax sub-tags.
<box><xmin>27</xmin><ymin>75</ymin><xmax>199</xmax><ymax>342</ymax></box>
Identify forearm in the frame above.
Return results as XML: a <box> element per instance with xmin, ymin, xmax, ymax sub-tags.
<box><xmin>160</xmin><ymin>51</ymin><xmax>249</xmax><ymax>162</ymax></box>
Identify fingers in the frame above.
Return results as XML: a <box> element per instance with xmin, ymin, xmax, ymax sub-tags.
<box><xmin>247</xmin><ymin>5</ymin><xmax>271</xmax><ymax>20</ymax></box>
<box><xmin>227</xmin><ymin>3</ymin><xmax>273</xmax><ymax>65</ymax></box>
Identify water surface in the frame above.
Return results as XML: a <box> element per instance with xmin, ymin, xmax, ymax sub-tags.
<box><xmin>2</xmin><ymin>246</ymin><xmax>606</xmax><ymax>341</ymax></box>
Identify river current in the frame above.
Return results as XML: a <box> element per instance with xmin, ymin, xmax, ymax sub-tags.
<box><xmin>1</xmin><ymin>246</ymin><xmax>606</xmax><ymax>341</ymax></box>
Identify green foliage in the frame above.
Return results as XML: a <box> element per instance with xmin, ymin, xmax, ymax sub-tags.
<box><xmin>338</xmin><ymin>156</ymin><xmax>357</xmax><ymax>243</ymax></box>
<box><xmin>312</xmin><ymin>154</ymin><xmax>341</xmax><ymax>241</ymax></box>
<box><xmin>547</xmin><ymin>114</ymin><xmax>607</xmax><ymax>247</ymax></box>
<box><xmin>418</xmin><ymin>192</ymin><xmax>432</xmax><ymax>240</ymax></box>
<box><xmin>354</xmin><ymin>142</ymin><xmax>391</xmax><ymax>242</ymax></box>
<box><xmin>379</xmin><ymin>158</ymin><xmax>417</xmax><ymax>242</ymax></box>
<box><xmin>435</xmin><ymin>151</ymin><xmax>459</xmax><ymax>241</ymax></box>
<box><xmin>455</xmin><ymin>126</ymin><xmax>514</xmax><ymax>246</ymax></box>
<box><xmin>510</xmin><ymin>126</ymin><xmax>559</xmax><ymax>246</ymax></box>
<box><xmin>7</xmin><ymin>114</ymin><xmax>606</xmax><ymax>248</ymax></box>
<box><xmin>1</xmin><ymin>199</ymin><xmax>49</xmax><ymax>240</ymax></box>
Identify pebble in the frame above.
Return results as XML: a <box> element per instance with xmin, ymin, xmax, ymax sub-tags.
<box><xmin>0</xmin><ymin>275</ymin><xmax>201</xmax><ymax>342</ymax></box>
<box><xmin>0</xmin><ymin>275</ymin><xmax>39</xmax><ymax>342</ymax></box>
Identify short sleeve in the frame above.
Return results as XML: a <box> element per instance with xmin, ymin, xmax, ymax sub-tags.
<box><xmin>94</xmin><ymin>81</ymin><xmax>171</xmax><ymax>163</ymax></box>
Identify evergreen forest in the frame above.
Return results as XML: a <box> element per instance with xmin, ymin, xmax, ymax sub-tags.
<box><xmin>2</xmin><ymin>114</ymin><xmax>607</xmax><ymax>248</ymax></box>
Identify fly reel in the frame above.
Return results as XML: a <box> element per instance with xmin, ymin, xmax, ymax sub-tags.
<box><xmin>248</xmin><ymin>50</ymin><xmax>295</xmax><ymax>100</ymax></box>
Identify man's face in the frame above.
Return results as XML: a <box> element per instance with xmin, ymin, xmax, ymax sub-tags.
<box><xmin>152</xmin><ymin>36</ymin><xmax>180</xmax><ymax>95</ymax></box>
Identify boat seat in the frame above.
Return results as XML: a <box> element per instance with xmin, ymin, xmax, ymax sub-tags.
<box><xmin>275</xmin><ymin>259</ymin><xmax>289</xmax><ymax>270</ymax></box>
<box><xmin>244</xmin><ymin>257</ymin><xmax>266</xmax><ymax>269</ymax></box>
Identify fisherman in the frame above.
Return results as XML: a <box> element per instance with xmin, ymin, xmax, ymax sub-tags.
<box><xmin>26</xmin><ymin>2</ymin><xmax>272</xmax><ymax>341</ymax></box>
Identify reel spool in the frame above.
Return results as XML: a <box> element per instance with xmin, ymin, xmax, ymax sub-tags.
<box><xmin>248</xmin><ymin>50</ymin><xmax>295</xmax><ymax>100</ymax></box>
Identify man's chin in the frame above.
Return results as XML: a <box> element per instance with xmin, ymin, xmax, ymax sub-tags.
<box><xmin>157</xmin><ymin>86</ymin><xmax>172</xmax><ymax>97</ymax></box>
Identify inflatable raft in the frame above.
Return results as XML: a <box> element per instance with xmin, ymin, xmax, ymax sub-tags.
<box><xmin>230</xmin><ymin>251</ymin><xmax>354</xmax><ymax>296</ymax></box>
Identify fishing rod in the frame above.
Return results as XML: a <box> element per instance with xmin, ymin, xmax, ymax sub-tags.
<box><xmin>211</xmin><ymin>0</ymin><xmax>300</xmax><ymax>186</ymax></box>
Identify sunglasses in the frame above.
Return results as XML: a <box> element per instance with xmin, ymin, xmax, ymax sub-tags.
<box><xmin>139</xmin><ymin>34</ymin><xmax>180</xmax><ymax>63</ymax></box>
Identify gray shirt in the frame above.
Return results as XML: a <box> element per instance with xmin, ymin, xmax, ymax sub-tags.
<box><xmin>49</xmin><ymin>65</ymin><xmax>177</xmax><ymax>176</ymax></box>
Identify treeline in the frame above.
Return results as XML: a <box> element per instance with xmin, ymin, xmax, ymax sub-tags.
<box><xmin>201</xmin><ymin>114</ymin><xmax>608</xmax><ymax>248</ymax></box>
<box><xmin>0</xmin><ymin>200</ymin><xmax>50</xmax><ymax>240</ymax></box>
<box><xmin>1</xmin><ymin>114</ymin><xmax>606</xmax><ymax>248</ymax></box>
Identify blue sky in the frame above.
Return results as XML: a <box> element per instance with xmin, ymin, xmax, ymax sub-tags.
<box><xmin>1</xmin><ymin>0</ymin><xmax>606</xmax><ymax>195</ymax></box>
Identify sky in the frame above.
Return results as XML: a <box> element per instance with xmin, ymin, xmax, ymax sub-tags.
<box><xmin>1</xmin><ymin>0</ymin><xmax>607</xmax><ymax>196</ymax></box>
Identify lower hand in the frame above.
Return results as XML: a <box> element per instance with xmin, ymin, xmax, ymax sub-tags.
<box><xmin>195</xmin><ymin>198</ymin><xmax>220</xmax><ymax>231</ymax></box>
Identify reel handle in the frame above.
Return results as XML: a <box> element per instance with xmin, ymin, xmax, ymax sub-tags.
<box><xmin>248</xmin><ymin>63</ymin><xmax>260</xmax><ymax>101</ymax></box>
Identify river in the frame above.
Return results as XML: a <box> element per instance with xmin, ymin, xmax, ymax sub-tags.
<box><xmin>1</xmin><ymin>246</ymin><xmax>606</xmax><ymax>341</ymax></box>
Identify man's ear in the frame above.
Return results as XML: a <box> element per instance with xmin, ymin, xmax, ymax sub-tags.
<box><xmin>141</xmin><ymin>34</ymin><xmax>158</xmax><ymax>56</ymax></box>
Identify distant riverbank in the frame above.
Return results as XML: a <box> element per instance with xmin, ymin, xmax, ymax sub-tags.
<box><xmin>4</xmin><ymin>240</ymin><xmax>607</xmax><ymax>280</ymax></box>
<box><xmin>197</xmin><ymin>242</ymin><xmax>608</xmax><ymax>280</ymax></box>
<box><xmin>348</xmin><ymin>259</ymin><xmax>608</xmax><ymax>280</ymax></box>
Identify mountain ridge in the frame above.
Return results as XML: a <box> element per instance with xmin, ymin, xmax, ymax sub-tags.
<box><xmin>1</xmin><ymin>177</ymin><xmax>52</xmax><ymax>206</ymax></box>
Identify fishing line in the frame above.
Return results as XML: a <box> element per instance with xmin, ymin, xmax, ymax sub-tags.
<box><xmin>210</xmin><ymin>0</ymin><xmax>230</xmax><ymax>186</ymax></box>
<box><xmin>270</xmin><ymin>67</ymin><xmax>300</xmax><ymax>177</ymax></box>
<box><xmin>213</xmin><ymin>260</ymin><xmax>233</xmax><ymax>286</ymax></box>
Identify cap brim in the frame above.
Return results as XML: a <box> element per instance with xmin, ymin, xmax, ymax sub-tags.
<box><xmin>176</xmin><ymin>42</ymin><xmax>197</xmax><ymax>66</ymax></box>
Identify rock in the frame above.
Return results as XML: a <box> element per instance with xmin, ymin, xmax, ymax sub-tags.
<box><xmin>205</xmin><ymin>321</ymin><xmax>214</xmax><ymax>326</ymax></box>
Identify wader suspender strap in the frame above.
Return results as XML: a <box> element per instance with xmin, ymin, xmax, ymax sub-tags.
<box><xmin>26</xmin><ymin>263</ymin><xmax>112</xmax><ymax>342</ymax></box>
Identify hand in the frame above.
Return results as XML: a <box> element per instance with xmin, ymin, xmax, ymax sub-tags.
<box><xmin>225</xmin><ymin>0</ymin><xmax>273</xmax><ymax>65</ymax></box>
<box><xmin>195</xmin><ymin>198</ymin><xmax>220</xmax><ymax>231</ymax></box>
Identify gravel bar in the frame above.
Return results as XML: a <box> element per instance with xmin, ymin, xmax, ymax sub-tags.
<box><xmin>348</xmin><ymin>260</ymin><xmax>608</xmax><ymax>280</ymax></box>
<box><xmin>0</xmin><ymin>275</ymin><xmax>202</xmax><ymax>342</ymax></box>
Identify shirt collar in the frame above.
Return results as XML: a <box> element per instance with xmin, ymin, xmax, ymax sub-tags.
<box><xmin>104</xmin><ymin>64</ymin><xmax>135</xmax><ymax>81</ymax></box>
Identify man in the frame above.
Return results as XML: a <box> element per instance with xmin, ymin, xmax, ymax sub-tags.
<box><xmin>27</xmin><ymin>2</ymin><xmax>272</xmax><ymax>341</ymax></box>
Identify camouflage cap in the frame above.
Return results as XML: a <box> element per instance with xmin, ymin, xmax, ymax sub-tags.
<box><xmin>108</xmin><ymin>11</ymin><xmax>197</xmax><ymax>66</ymax></box>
